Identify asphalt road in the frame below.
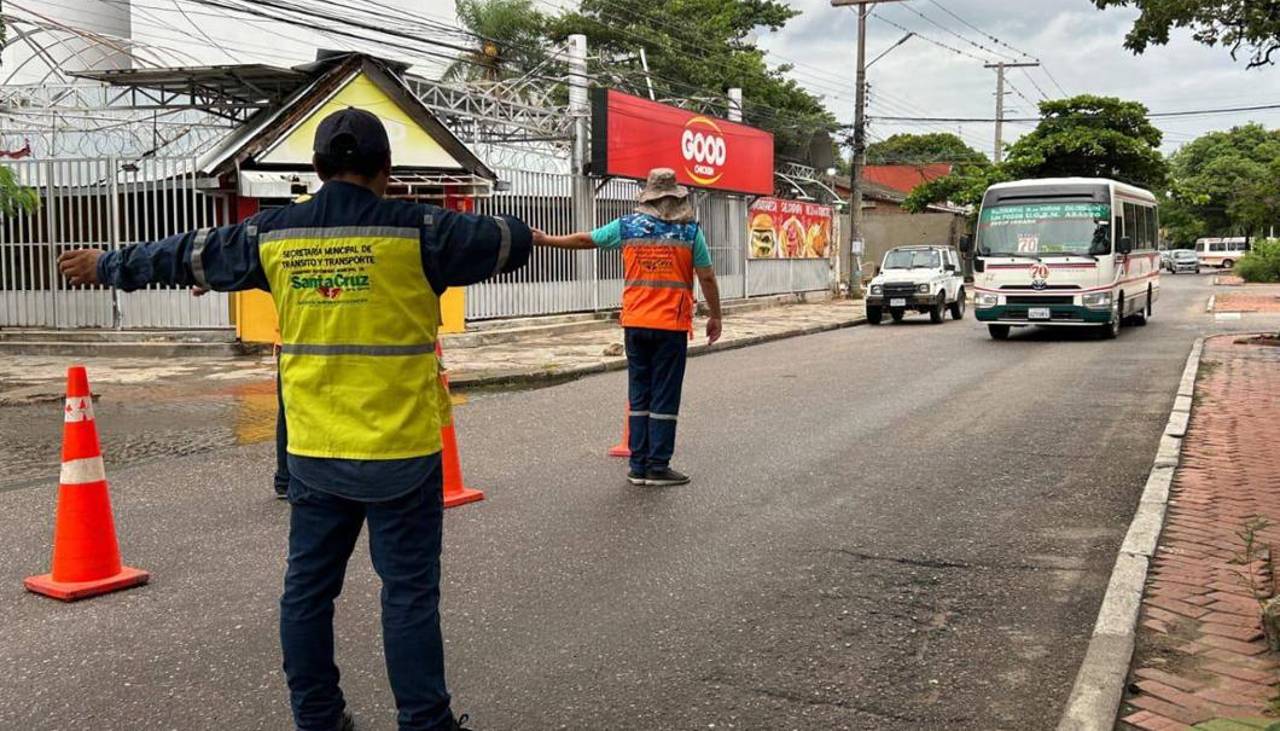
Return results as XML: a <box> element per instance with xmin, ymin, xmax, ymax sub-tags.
<box><xmin>0</xmin><ymin>273</ymin><xmax>1249</xmax><ymax>730</ymax></box>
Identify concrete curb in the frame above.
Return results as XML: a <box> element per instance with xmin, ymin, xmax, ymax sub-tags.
<box><xmin>1056</xmin><ymin>336</ymin><xmax>1204</xmax><ymax>731</ymax></box>
<box><xmin>449</xmin><ymin>316</ymin><xmax>867</xmax><ymax>389</ymax></box>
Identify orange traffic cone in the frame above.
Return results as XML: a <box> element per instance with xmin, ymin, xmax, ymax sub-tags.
<box><xmin>608</xmin><ymin>404</ymin><xmax>631</xmax><ymax>458</ymax></box>
<box><xmin>437</xmin><ymin>344</ymin><xmax>483</xmax><ymax>508</ymax></box>
<box><xmin>25</xmin><ymin>366</ymin><xmax>149</xmax><ymax>601</ymax></box>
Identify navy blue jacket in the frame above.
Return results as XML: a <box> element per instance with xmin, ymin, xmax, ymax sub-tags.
<box><xmin>97</xmin><ymin>180</ymin><xmax>533</xmax><ymax>501</ymax></box>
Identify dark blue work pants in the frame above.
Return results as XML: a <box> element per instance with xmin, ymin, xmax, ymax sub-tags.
<box><xmin>280</xmin><ymin>467</ymin><xmax>451</xmax><ymax>731</ymax></box>
<box><xmin>625</xmin><ymin>327</ymin><xmax>689</xmax><ymax>474</ymax></box>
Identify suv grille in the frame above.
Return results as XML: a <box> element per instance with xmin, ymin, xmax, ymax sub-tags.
<box><xmin>883</xmin><ymin>283</ymin><xmax>917</xmax><ymax>298</ymax></box>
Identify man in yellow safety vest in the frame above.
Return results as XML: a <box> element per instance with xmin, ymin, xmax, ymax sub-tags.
<box><xmin>59</xmin><ymin>108</ymin><xmax>530</xmax><ymax>731</ymax></box>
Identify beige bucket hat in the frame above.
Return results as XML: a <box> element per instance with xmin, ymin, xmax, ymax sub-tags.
<box><xmin>635</xmin><ymin>168</ymin><xmax>696</xmax><ymax>223</ymax></box>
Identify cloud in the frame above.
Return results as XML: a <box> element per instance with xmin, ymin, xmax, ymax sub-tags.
<box><xmin>758</xmin><ymin>0</ymin><xmax>1280</xmax><ymax>155</ymax></box>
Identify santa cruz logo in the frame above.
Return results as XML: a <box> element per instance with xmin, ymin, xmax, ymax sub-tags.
<box><xmin>1029</xmin><ymin>263</ymin><xmax>1050</xmax><ymax>290</ymax></box>
<box><xmin>680</xmin><ymin>116</ymin><xmax>727</xmax><ymax>186</ymax></box>
<box><xmin>291</xmin><ymin>272</ymin><xmax>371</xmax><ymax>300</ymax></box>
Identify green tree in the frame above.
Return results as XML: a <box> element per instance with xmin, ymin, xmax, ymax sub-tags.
<box><xmin>550</xmin><ymin>0</ymin><xmax>836</xmax><ymax>158</ymax></box>
<box><xmin>866</xmin><ymin>133</ymin><xmax>988</xmax><ymax>165</ymax></box>
<box><xmin>444</xmin><ymin>0</ymin><xmax>551</xmax><ymax>85</ymax></box>
<box><xmin>0</xmin><ymin>17</ymin><xmax>39</xmax><ymax>220</ymax></box>
<box><xmin>1092</xmin><ymin>0</ymin><xmax>1280</xmax><ymax>68</ymax></box>
<box><xmin>1164</xmin><ymin>123</ymin><xmax>1280</xmax><ymax>244</ymax></box>
<box><xmin>905</xmin><ymin>95</ymin><xmax>1168</xmax><ymax>213</ymax></box>
<box><xmin>0</xmin><ymin>167</ymin><xmax>39</xmax><ymax>216</ymax></box>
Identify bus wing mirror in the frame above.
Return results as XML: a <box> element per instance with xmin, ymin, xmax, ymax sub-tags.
<box><xmin>1118</xmin><ymin>236</ymin><xmax>1133</xmax><ymax>255</ymax></box>
<box><xmin>958</xmin><ymin>235</ymin><xmax>973</xmax><ymax>253</ymax></box>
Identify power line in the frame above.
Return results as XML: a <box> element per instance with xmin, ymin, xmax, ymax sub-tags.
<box><xmin>1020</xmin><ymin>68</ymin><xmax>1051</xmax><ymax>101</ymax></box>
<box><xmin>869</xmin><ymin>101</ymin><xmax>1280</xmax><ymax>123</ymax></box>
<box><xmin>898</xmin><ymin>3</ymin><xmax>1016</xmax><ymax>63</ymax></box>
<box><xmin>925</xmin><ymin>0</ymin><xmax>1037</xmax><ymax>62</ymax></box>
<box><xmin>871</xmin><ymin>11</ymin><xmax>993</xmax><ymax>65</ymax></box>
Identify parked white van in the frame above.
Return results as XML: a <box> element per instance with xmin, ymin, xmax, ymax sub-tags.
<box><xmin>1194</xmin><ymin>237</ymin><xmax>1250</xmax><ymax>269</ymax></box>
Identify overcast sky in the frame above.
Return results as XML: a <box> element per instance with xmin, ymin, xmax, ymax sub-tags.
<box><xmin>20</xmin><ymin>0</ymin><xmax>1280</xmax><ymax>158</ymax></box>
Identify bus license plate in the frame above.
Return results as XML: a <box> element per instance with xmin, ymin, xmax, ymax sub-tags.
<box><xmin>1028</xmin><ymin>307</ymin><xmax>1051</xmax><ymax>320</ymax></box>
<box><xmin>890</xmin><ymin>298</ymin><xmax>907</xmax><ymax>307</ymax></box>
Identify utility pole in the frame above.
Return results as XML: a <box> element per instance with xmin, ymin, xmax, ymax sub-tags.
<box><xmin>567</xmin><ymin>34</ymin><xmax>598</xmax><ymax>308</ymax></box>
<box><xmin>831</xmin><ymin>0</ymin><xmax>904</xmax><ymax>298</ymax></box>
<box><xmin>984</xmin><ymin>61</ymin><xmax>1038</xmax><ymax>164</ymax></box>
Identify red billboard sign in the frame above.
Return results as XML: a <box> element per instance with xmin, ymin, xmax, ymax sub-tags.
<box><xmin>591</xmin><ymin>89</ymin><xmax>775</xmax><ymax>196</ymax></box>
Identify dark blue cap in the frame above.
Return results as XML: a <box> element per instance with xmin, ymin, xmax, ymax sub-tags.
<box><xmin>313</xmin><ymin>107</ymin><xmax>390</xmax><ymax>160</ymax></box>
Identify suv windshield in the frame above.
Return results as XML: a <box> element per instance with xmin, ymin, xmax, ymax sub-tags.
<box><xmin>977</xmin><ymin>202</ymin><xmax>1111</xmax><ymax>256</ymax></box>
<box><xmin>883</xmin><ymin>249</ymin><xmax>940</xmax><ymax>269</ymax></box>
<box><xmin>1172</xmin><ymin>251</ymin><xmax>1197</xmax><ymax>260</ymax></box>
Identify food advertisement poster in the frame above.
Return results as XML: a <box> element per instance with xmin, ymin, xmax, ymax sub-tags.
<box><xmin>748</xmin><ymin>198</ymin><xmax>833</xmax><ymax>259</ymax></box>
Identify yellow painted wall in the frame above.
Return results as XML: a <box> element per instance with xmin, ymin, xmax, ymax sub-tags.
<box><xmin>259</xmin><ymin>73</ymin><xmax>463</xmax><ymax>169</ymax></box>
<box><xmin>236</xmin><ymin>286</ymin><xmax>465</xmax><ymax>344</ymax></box>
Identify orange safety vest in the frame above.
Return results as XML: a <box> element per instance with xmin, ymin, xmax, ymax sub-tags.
<box><xmin>619</xmin><ymin>214</ymin><xmax>698</xmax><ymax>332</ymax></box>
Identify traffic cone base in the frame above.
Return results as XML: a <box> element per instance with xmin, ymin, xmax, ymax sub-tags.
<box><xmin>443</xmin><ymin>487</ymin><xmax>485</xmax><ymax>509</ymax></box>
<box><xmin>24</xmin><ymin>565</ymin><xmax>149</xmax><ymax>602</ymax></box>
<box><xmin>608</xmin><ymin>404</ymin><xmax>631</xmax><ymax>458</ymax></box>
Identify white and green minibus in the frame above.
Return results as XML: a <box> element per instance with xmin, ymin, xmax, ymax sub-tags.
<box><xmin>970</xmin><ymin>178</ymin><xmax>1161</xmax><ymax>340</ymax></box>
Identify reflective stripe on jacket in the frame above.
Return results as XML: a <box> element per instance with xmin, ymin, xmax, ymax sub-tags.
<box><xmin>259</xmin><ymin>225</ymin><xmax>447</xmax><ymax>460</ymax></box>
<box><xmin>620</xmin><ymin>213</ymin><xmax>698</xmax><ymax>332</ymax></box>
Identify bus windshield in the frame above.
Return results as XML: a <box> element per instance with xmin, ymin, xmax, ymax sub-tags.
<box><xmin>977</xmin><ymin>202</ymin><xmax>1112</xmax><ymax>257</ymax></box>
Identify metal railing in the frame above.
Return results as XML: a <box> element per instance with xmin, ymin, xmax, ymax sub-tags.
<box><xmin>1</xmin><ymin>157</ymin><xmax>231</xmax><ymax>329</ymax></box>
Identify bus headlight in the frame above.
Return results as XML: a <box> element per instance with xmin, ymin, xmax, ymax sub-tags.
<box><xmin>1083</xmin><ymin>291</ymin><xmax>1113</xmax><ymax>309</ymax></box>
<box><xmin>870</xmin><ymin>284</ymin><xmax>883</xmax><ymax>295</ymax></box>
<box><xmin>974</xmin><ymin>292</ymin><xmax>1000</xmax><ymax>308</ymax></box>
<box><xmin>916</xmin><ymin>283</ymin><xmax>931</xmax><ymax>294</ymax></box>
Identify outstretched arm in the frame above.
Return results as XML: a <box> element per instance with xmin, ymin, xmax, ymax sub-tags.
<box><xmin>58</xmin><ymin>219</ymin><xmax>268</xmax><ymax>292</ymax></box>
<box><xmin>533</xmin><ymin>230</ymin><xmax>597</xmax><ymax>250</ymax></box>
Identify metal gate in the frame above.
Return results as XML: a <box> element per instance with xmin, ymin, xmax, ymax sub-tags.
<box><xmin>469</xmin><ymin>169</ymin><xmax>752</xmax><ymax>320</ymax></box>
<box><xmin>1</xmin><ymin>157</ymin><xmax>231</xmax><ymax>329</ymax></box>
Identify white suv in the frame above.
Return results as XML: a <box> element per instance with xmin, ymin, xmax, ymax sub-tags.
<box><xmin>866</xmin><ymin>246</ymin><xmax>966</xmax><ymax>325</ymax></box>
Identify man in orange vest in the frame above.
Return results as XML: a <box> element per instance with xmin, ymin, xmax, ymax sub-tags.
<box><xmin>534</xmin><ymin>168</ymin><xmax>722</xmax><ymax>486</ymax></box>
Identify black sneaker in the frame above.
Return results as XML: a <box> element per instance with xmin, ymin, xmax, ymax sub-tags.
<box><xmin>627</xmin><ymin>470</ymin><xmax>647</xmax><ymax>486</ymax></box>
<box><xmin>336</xmin><ymin>710</ymin><xmax>355</xmax><ymax>731</ymax></box>
<box><xmin>450</xmin><ymin>714</ymin><xmax>474</xmax><ymax>731</ymax></box>
<box><xmin>645</xmin><ymin>467</ymin><xmax>690</xmax><ymax>486</ymax></box>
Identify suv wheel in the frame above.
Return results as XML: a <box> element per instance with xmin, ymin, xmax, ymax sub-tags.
<box><xmin>867</xmin><ymin>305</ymin><xmax>883</xmax><ymax>325</ymax></box>
<box><xmin>949</xmin><ymin>288</ymin><xmax>966</xmax><ymax>320</ymax></box>
<box><xmin>929</xmin><ymin>294</ymin><xmax>946</xmax><ymax>324</ymax></box>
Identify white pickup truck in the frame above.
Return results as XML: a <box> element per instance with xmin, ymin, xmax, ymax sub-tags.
<box><xmin>865</xmin><ymin>245</ymin><xmax>966</xmax><ymax>325</ymax></box>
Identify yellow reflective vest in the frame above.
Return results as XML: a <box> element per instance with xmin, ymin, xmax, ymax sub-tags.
<box><xmin>259</xmin><ymin>224</ymin><xmax>448</xmax><ymax>460</ymax></box>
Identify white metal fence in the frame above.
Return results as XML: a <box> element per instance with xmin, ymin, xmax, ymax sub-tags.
<box><xmin>1</xmin><ymin>157</ymin><xmax>231</xmax><ymax>329</ymax></box>
<box><xmin>2</xmin><ymin>158</ymin><xmax>828</xmax><ymax>329</ymax></box>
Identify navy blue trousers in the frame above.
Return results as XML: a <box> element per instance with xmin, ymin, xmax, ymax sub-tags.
<box><xmin>625</xmin><ymin>327</ymin><xmax>689</xmax><ymax>474</ymax></box>
<box><xmin>281</xmin><ymin>468</ymin><xmax>451</xmax><ymax>731</ymax></box>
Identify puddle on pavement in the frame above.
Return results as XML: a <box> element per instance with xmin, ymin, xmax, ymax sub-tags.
<box><xmin>0</xmin><ymin>378</ymin><xmax>475</xmax><ymax>490</ymax></box>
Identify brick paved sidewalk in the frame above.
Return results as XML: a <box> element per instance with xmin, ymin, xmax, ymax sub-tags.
<box><xmin>1214</xmin><ymin>283</ymin><xmax>1280</xmax><ymax>314</ymax></box>
<box><xmin>1122</xmin><ymin>336</ymin><xmax>1280</xmax><ymax>730</ymax></box>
